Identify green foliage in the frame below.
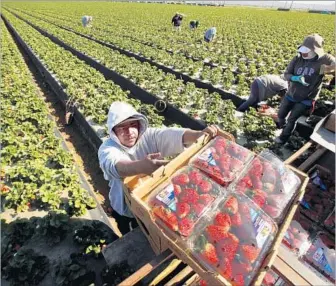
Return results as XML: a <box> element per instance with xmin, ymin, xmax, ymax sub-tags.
<box><xmin>2</xmin><ymin>248</ymin><xmax>49</xmax><ymax>286</ymax></box>
<box><xmin>53</xmin><ymin>253</ymin><xmax>95</xmax><ymax>286</ymax></box>
<box><xmin>242</xmin><ymin>108</ymin><xmax>277</xmax><ymax>141</ymax></box>
<box><xmin>35</xmin><ymin>212</ymin><xmax>69</xmax><ymax>245</ymax></box>
<box><xmin>73</xmin><ymin>220</ymin><xmax>117</xmax><ymax>257</ymax></box>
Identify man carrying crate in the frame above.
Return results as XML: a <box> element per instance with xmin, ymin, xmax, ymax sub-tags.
<box><xmin>98</xmin><ymin>102</ymin><xmax>218</xmax><ymax>234</ymax></box>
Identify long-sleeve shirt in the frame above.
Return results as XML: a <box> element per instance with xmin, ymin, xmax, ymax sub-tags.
<box><xmin>284</xmin><ymin>54</ymin><xmax>335</xmax><ymax>102</ymax></box>
<box><xmin>256</xmin><ymin>75</ymin><xmax>288</xmax><ymax>101</ymax></box>
<box><xmin>204</xmin><ymin>27</ymin><xmax>216</xmax><ymax>41</ymax></box>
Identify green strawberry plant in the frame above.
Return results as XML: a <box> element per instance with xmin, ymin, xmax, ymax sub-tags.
<box><xmin>53</xmin><ymin>253</ymin><xmax>95</xmax><ymax>286</ymax></box>
<box><xmin>35</xmin><ymin>212</ymin><xmax>69</xmax><ymax>245</ymax></box>
<box><xmin>101</xmin><ymin>260</ymin><xmax>137</xmax><ymax>286</ymax></box>
<box><xmin>73</xmin><ymin>220</ymin><xmax>117</xmax><ymax>257</ymax></box>
<box><xmin>2</xmin><ymin>248</ymin><xmax>50</xmax><ymax>286</ymax></box>
<box><xmin>242</xmin><ymin>108</ymin><xmax>276</xmax><ymax>141</ymax></box>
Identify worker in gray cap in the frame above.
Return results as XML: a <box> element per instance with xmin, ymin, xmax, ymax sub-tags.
<box><xmin>275</xmin><ymin>34</ymin><xmax>335</xmax><ymax>144</ymax></box>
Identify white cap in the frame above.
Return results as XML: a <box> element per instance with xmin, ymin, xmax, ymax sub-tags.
<box><xmin>298</xmin><ymin>46</ymin><xmax>311</xmax><ymax>53</ymax></box>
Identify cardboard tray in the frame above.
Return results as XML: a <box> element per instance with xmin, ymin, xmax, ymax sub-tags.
<box><xmin>123</xmin><ymin>130</ymin><xmax>308</xmax><ymax>285</ymax></box>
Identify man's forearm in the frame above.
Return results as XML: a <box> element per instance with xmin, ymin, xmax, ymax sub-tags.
<box><xmin>182</xmin><ymin>129</ymin><xmax>204</xmax><ymax>146</ymax></box>
<box><xmin>116</xmin><ymin>160</ymin><xmax>145</xmax><ymax>178</ymax></box>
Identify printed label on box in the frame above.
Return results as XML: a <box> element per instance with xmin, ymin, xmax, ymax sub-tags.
<box><xmin>198</xmin><ymin>149</ymin><xmax>216</xmax><ymax>166</ymax></box>
<box><xmin>250</xmin><ymin>208</ymin><xmax>272</xmax><ymax>248</ymax></box>
<box><xmin>156</xmin><ymin>184</ymin><xmax>176</xmax><ymax>212</ymax></box>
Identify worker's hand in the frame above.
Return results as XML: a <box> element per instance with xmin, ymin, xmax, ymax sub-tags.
<box><xmin>320</xmin><ymin>64</ymin><xmax>336</xmax><ymax>75</ymax></box>
<box><xmin>291</xmin><ymin>75</ymin><xmax>310</xmax><ymax>86</ymax></box>
<box><xmin>142</xmin><ymin>153</ymin><xmax>169</xmax><ymax>175</ymax></box>
<box><xmin>202</xmin><ymin>125</ymin><xmax>219</xmax><ymax>138</ymax></box>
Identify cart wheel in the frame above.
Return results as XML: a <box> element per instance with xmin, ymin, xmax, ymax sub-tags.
<box><xmin>154</xmin><ymin>100</ymin><xmax>167</xmax><ymax>113</ymax></box>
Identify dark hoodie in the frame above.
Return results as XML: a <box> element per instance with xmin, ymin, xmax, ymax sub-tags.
<box><xmin>284</xmin><ymin>34</ymin><xmax>335</xmax><ymax>102</ymax></box>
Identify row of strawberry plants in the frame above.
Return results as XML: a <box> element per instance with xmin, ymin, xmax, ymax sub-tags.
<box><xmin>8</xmin><ymin>3</ymin><xmax>333</xmax><ymax>87</ymax></box>
<box><xmin>3</xmin><ymin>11</ymin><xmax>165</xmax><ymax>131</ymax></box>
<box><xmin>5</xmin><ymin>9</ymin><xmax>242</xmax><ymax>135</ymax></box>
<box><xmin>5</xmin><ymin>10</ymin><xmax>282</xmax><ymax>151</ymax></box>
<box><xmin>1</xmin><ymin>19</ymin><xmax>96</xmax><ymax>215</ymax></box>
<box><xmin>10</xmin><ymin>8</ymin><xmax>247</xmax><ymax>94</ymax></box>
<box><xmin>11</xmin><ymin>7</ymin><xmax>265</xmax><ymax>96</ymax></box>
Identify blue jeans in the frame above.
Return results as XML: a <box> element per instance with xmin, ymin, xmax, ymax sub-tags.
<box><xmin>237</xmin><ymin>79</ymin><xmax>259</xmax><ymax>112</ymax></box>
<box><xmin>278</xmin><ymin>97</ymin><xmax>310</xmax><ymax>142</ymax></box>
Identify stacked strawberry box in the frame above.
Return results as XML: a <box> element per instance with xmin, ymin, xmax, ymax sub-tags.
<box><xmin>148</xmin><ymin>166</ymin><xmax>226</xmax><ymax>237</ymax></box>
<box><xmin>300</xmin><ymin>165</ymin><xmax>335</xmax><ymax>224</ymax></box>
<box><xmin>301</xmin><ymin>231</ymin><xmax>336</xmax><ymax>283</ymax></box>
<box><xmin>136</xmin><ymin>135</ymin><xmax>307</xmax><ymax>285</ymax></box>
<box><xmin>188</xmin><ymin>193</ymin><xmax>278</xmax><ymax>286</ymax></box>
<box><xmin>324</xmin><ymin>208</ymin><xmax>335</xmax><ymax>235</ymax></box>
<box><xmin>262</xmin><ymin>268</ymin><xmax>289</xmax><ymax>286</ymax></box>
<box><xmin>281</xmin><ymin>210</ymin><xmax>316</xmax><ymax>257</ymax></box>
<box><xmin>233</xmin><ymin>150</ymin><xmax>301</xmax><ymax>223</ymax></box>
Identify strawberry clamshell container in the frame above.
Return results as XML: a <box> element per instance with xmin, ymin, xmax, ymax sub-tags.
<box><xmin>233</xmin><ymin>150</ymin><xmax>301</xmax><ymax>223</ymax></box>
<box><xmin>147</xmin><ymin>166</ymin><xmax>227</xmax><ymax>238</ymax></box>
<box><xmin>281</xmin><ymin>211</ymin><xmax>315</xmax><ymax>257</ymax></box>
<box><xmin>189</xmin><ymin>137</ymin><xmax>254</xmax><ymax>187</ymax></box>
<box><xmin>302</xmin><ymin>231</ymin><xmax>336</xmax><ymax>283</ymax></box>
<box><xmin>186</xmin><ymin>192</ymin><xmax>278</xmax><ymax>286</ymax></box>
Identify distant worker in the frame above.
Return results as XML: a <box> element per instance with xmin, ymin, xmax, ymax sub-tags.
<box><xmin>275</xmin><ymin>34</ymin><xmax>335</xmax><ymax>144</ymax></box>
<box><xmin>172</xmin><ymin>13</ymin><xmax>184</xmax><ymax>31</ymax></box>
<box><xmin>190</xmin><ymin>20</ymin><xmax>200</xmax><ymax>30</ymax></box>
<box><xmin>82</xmin><ymin>15</ymin><xmax>93</xmax><ymax>27</ymax></box>
<box><xmin>204</xmin><ymin>27</ymin><xmax>216</xmax><ymax>43</ymax></box>
<box><xmin>237</xmin><ymin>75</ymin><xmax>288</xmax><ymax>112</ymax></box>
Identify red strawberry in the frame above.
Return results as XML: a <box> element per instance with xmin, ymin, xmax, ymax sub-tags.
<box><xmin>241</xmin><ymin>245</ymin><xmax>260</xmax><ymax>263</ymax></box>
<box><xmin>194</xmin><ymin>159</ymin><xmax>209</xmax><ymax>169</ymax></box>
<box><xmin>199</xmin><ymin>180</ymin><xmax>212</xmax><ymax>193</ymax></box>
<box><xmin>218</xmin><ymin>257</ymin><xmax>232</xmax><ymax>280</ymax></box>
<box><xmin>173</xmin><ymin>184</ymin><xmax>182</xmax><ymax>196</ymax></box>
<box><xmin>217</xmin><ymin>233</ymin><xmax>239</xmax><ymax>260</ymax></box>
<box><xmin>206</xmin><ymin>225</ymin><xmax>230</xmax><ymax>242</ymax></box>
<box><xmin>230</xmin><ymin>158</ymin><xmax>243</xmax><ymax>172</ymax></box>
<box><xmin>193</xmin><ymin>203</ymin><xmax>206</xmax><ymax>216</ymax></box>
<box><xmin>153</xmin><ymin>206</ymin><xmax>178</xmax><ymax>231</ymax></box>
<box><xmin>199</xmin><ymin>279</ymin><xmax>208</xmax><ymax>286</ymax></box>
<box><xmin>214</xmin><ymin>138</ymin><xmax>227</xmax><ymax>149</ymax></box>
<box><xmin>218</xmin><ymin>154</ymin><xmax>231</xmax><ymax>170</ymax></box>
<box><xmin>252</xmin><ymin>178</ymin><xmax>263</xmax><ymax>189</ymax></box>
<box><xmin>263</xmin><ymin>272</ymin><xmax>276</xmax><ymax>286</ymax></box>
<box><xmin>199</xmin><ymin>194</ymin><xmax>214</xmax><ymax>205</ymax></box>
<box><xmin>201</xmin><ymin>242</ymin><xmax>219</xmax><ymax>265</ymax></box>
<box><xmin>263</xmin><ymin>205</ymin><xmax>280</xmax><ymax>218</ymax></box>
<box><xmin>225</xmin><ymin>196</ymin><xmax>239</xmax><ymax>214</ymax></box>
<box><xmin>179</xmin><ymin>188</ymin><xmax>199</xmax><ymax>204</ymax></box>
<box><xmin>239</xmin><ymin>176</ymin><xmax>253</xmax><ymax>189</ymax></box>
<box><xmin>179</xmin><ymin>217</ymin><xmax>194</xmax><ymax>236</ymax></box>
<box><xmin>189</xmin><ymin>170</ymin><xmax>203</xmax><ymax>185</ymax></box>
<box><xmin>231</xmin><ymin>212</ymin><xmax>242</xmax><ymax>227</ymax></box>
<box><xmin>215</xmin><ymin>212</ymin><xmax>231</xmax><ymax>228</ymax></box>
<box><xmin>252</xmin><ymin>158</ymin><xmax>263</xmax><ymax>174</ymax></box>
<box><xmin>247</xmin><ymin>189</ymin><xmax>266</xmax><ymax>208</ymax></box>
<box><xmin>227</xmin><ymin>144</ymin><xmax>240</xmax><ymax>157</ymax></box>
<box><xmin>232</xmin><ymin>274</ymin><xmax>245</xmax><ymax>286</ymax></box>
<box><xmin>172</xmin><ymin>173</ymin><xmax>189</xmax><ymax>185</ymax></box>
<box><xmin>176</xmin><ymin>202</ymin><xmax>191</xmax><ymax>218</ymax></box>
<box><xmin>252</xmin><ymin>193</ymin><xmax>266</xmax><ymax>208</ymax></box>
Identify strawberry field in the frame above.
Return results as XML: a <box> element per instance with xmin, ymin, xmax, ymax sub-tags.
<box><xmin>1</xmin><ymin>2</ymin><xmax>335</xmax><ymax>285</ymax></box>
